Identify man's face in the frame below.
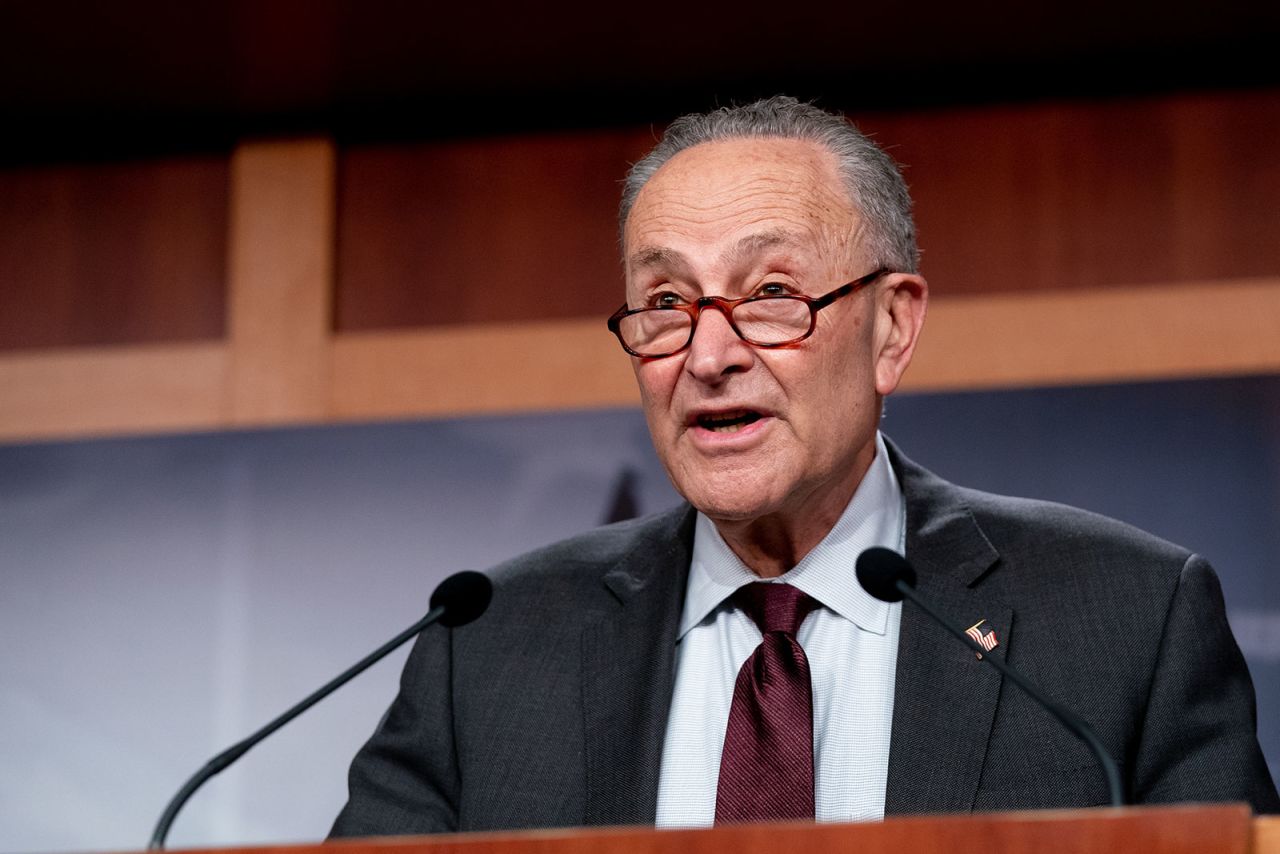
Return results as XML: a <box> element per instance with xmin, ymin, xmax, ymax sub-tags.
<box><xmin>623</xmin><ymin>137</ymin><xmax>892</xmax><ymax>528</ymax></box>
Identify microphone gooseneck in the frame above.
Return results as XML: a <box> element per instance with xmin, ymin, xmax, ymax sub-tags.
<box><xmin>856</xmin><ymin>547</ymin><xmax>1124</xmax><ymax>808</ymax></box>
<box><xmin>148</xmin><ymin>570</ymin><xmax>493</xmax><ymax>850</ymax></box>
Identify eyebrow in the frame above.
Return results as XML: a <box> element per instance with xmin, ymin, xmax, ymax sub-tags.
<box><xmin>721</xmin><ymin>227</ymin><xmax>804</xmax><ymax>267</ymax></box>
<box><xmin>627</xmin><ymin>228</ymin><xmax>805</xmax><ymax>276</ymax></box>
<box><xmin>628</xmin><ymin>245</ymin><xmax>690</xmax><ymax>275</ymax></box>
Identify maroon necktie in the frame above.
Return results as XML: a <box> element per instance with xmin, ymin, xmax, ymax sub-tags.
<box><xmin>714</xmin><ymin>582</ymin><xmax>819</xmax><ymax>823</ymax></box>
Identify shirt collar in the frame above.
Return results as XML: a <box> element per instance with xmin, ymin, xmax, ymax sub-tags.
<box><xmin>680</xmin><ymin>431</ymin><xmax>905</xmax><ymax>638</ymax></box>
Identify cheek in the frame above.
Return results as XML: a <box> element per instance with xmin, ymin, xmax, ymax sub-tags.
<box><xmin>806</xmin><ymin>339</ymin><xmax>874</xmax><ymax>423</ymax></box>
<box><xmin>634</xmin><ymin>359</ymin><xmax>681</xmax><ymax>426</ymax></box>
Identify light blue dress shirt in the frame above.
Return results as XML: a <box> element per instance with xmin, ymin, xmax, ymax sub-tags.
<box><xmin>655</xmin><ymin>432</ymin><xmax>906</xmax><ymax>827</ymax></box>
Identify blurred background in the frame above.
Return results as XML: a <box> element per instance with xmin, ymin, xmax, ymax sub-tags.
<box><xmin>2</xmin><ymin>1</ymin><xmax>1279</xmax><ymax>851</ymax></box>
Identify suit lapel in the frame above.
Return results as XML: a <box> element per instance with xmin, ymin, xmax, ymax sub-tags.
<box><xmin>884</xmin><ymin>446</ymin><xmax>1012</xmax><ymax>815</ymax></box>
<box><xmin>576</xmin><ymin>446</ymin><xmax>1014</xmax><ymax>820</ymax></box>
<box><xmin>581</xmin><ymin>506</ymin><xmax>694</xmax><ymax>826</ymax></box>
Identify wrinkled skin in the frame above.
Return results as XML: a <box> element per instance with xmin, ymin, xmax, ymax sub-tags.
<box><xmin>623</xmin><ymin>137</ymin><xmax>927</xmax><ymax>576</ymax></box>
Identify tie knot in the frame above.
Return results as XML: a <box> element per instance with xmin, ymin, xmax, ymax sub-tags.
<box><xmin>734</xmin><ymin>582</ymin><xmax>817</xmax><ymax>637</ymax></box>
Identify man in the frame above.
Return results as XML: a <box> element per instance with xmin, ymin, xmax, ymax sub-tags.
<box><xmin>330</xmin><ymin>96</ymin><xmax>1278</xmax><ymax>835</ymax></box>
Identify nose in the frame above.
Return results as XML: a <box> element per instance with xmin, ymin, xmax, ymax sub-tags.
<box><xmin>684</xmin><ymin>302</ymin><xmax>754</xmax><ymax>384</ymax></box>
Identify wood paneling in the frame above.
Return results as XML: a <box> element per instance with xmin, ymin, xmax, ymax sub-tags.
<box><xmin>0</xmin><ymin>343</ymin><xmax>228</xmax><ymax>440</ymax></box>
<box><xmin>907</xmin><ymin>277</ymin><xmax>1280</xmax><ymax>391</ymax></box>
<box><xmin>326</xmin><ymin>277</ymin><xmax>1280</xmax><ymax>426</ymax></box>
<box><xmin>227</xmin><ymin>139</ymin><xmax>334</xmax><ymax>424</ymax></box>
<box><xmin>330</xmin><ymin>320</ymin><xmax>639</xmax><ymax>419</ymax></box>
<box><xmin>0</xmin><ymin>155</ymin><xmax>229</xmax><ymax>350</ymax></box>
<box><xmin>5</xmin><ymin>88</ymin><xmax>1280</xmax><ymax>441</ymax></box>
<box><xmin>334</xmin><ymin>90</ymin><xmax>1280</xmax><ymax>334</ymax></box>
<box><xmin>859</xmin><ymin>90</ymin><xmax>1280</xmax><ymax>294</ymax></box>
<box><xmin>5</xmin><ymin>275</ymin><xmax>1280</xmax><ymax>443</ymax></box>
<box><xmin>335</xmin><ymin>129</ymin><xmax>653</xmax><ymax>331</ymax></box>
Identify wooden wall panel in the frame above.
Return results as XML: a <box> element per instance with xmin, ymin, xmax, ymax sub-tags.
<box><xmin>335</xmin><ymin>129</ymin><xmax>653</xmax><ymax>331</ymax></box>
<box><xmin>5</xmin><ymin>89</ymin><xmax>1280</xmax><ymax>442</ymax></box>
<box><xmin>0</xmin><ymin>342</ymin><xmax>228</xmax><ymax>440</ymax></box>
<box><xmin>330</xmin><ymin>320</ymin><xmax>639</xmax><ymax>419</ymax></box>
<box><xmin>859</xmin><ymin>90</ymin><xmax>1280</xmax><ymax>294</ymax></box>
<box><xmin>227</xmin><ymin>139</ymin><xmax>334</xmax><ymax>425</ymax></box>
<box><xmin>8</xmin><ymin>275</ymin><xmax>1280</xmax><ymax>443</ymax></box>
<box><xmin>0</xmin><ymin>155</ymin><xmax>229</xmax><ymax>350</ymax></box>
<box><xmin>334</xmin><ymin>90</ymin><xmax>1280</xmax><ymax>334</ymax></box>
<box><xmin>907</xmin><ymin>277</ymin><xmax>1280</xmax><ymax>391</ymax></box>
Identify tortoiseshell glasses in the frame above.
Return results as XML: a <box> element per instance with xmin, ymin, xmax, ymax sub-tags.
<box><xmin>607</xmin><ymin>268</ymin><xmax>889</xmax><ymax>358</ymax></box>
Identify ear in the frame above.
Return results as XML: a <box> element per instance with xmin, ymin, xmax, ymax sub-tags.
<box><xmin>873</xmin><ymin>272</ymin><xmax>928</xmax><ymax>396</ymax></box>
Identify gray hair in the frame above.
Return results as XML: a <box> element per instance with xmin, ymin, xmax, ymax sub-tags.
<box><xmin>620</xmin><ymin>95</ymin><xmax>919</xmax><ymax>273</ymax></box>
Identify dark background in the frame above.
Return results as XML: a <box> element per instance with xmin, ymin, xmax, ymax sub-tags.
<box><xmin>3</xmin><ymin>0</ymin><xmax>1279</xmax><ymax>162</ymax></box>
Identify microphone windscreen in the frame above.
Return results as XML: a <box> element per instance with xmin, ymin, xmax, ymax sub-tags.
<box><xmin>430</xmin><ymin>570</ymin><xmax>493</xmax><ymax>627</ymax></box>
<box><xmin>856</xmin><ymin>547</ymin><xmax>916</xmax><ymax>603</ymax></box>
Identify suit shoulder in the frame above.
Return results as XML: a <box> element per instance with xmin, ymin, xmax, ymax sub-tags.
<box><xmin>960</xmin><ymin>486</ymin><xmax>1190</xmax><ymax>563</ymax></box>
<box><xmin>952</xmin><ymin>486</ymin><xmax>1198</xmax><ymax>603</ymax></box>
<box><xmin>889</xmin><ymin>437</ymin><xmax>1192</xmax><ymax>577</ymax></box>
<box><xmin>452</xmin><ymin>503</ymin><xmax>691</xmax><ymax>652</ymax></box>
<box><xmin>485</xmin><ymin>503</ymin><xmax>691</xmax><ymax>592</ymax></box>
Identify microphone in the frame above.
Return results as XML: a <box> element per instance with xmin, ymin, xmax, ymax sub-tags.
<box><xmin>856</xmin><ymin>547</ymin><xmax>1124</xmax><ymax>808</ymax></box>
<box><xmin>148</xmin><ymin>570</ymin><xmax>493</xmax><ymax>850</ymax></box>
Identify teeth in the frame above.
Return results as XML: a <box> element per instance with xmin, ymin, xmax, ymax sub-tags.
<box><xmin>698</xmin><ymin>411</ymin><xmax>761</xmax><ymax>432</ymax></box>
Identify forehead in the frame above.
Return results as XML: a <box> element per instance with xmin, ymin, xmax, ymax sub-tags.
<box><xmin>623</xmin><ymin>137</ymin><xmax>858</xmax><ymax>272</ymax></box>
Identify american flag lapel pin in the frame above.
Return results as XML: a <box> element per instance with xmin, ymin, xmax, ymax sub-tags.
<box><xmin>965</xmin><ymin>619</ymin><xmax>999</xmax><ymax>660</ymax></box>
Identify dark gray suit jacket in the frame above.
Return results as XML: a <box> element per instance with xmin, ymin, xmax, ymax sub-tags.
<box><xmin>331</xmin><ymin>445</ymin><xmax>1279</xmax><ymax>836</ymax></box>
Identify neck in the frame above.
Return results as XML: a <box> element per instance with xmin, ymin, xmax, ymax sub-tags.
<box><xmin>713</xmin><ymin>516</ymin><xmax>829</xmax><ymax>578</ymax></box>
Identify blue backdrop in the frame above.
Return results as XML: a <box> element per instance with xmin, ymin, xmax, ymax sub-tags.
<box><xmin>2</xmin><ymin>375</ymin><xmax>1277</xmax><ymax>852</ymax></box>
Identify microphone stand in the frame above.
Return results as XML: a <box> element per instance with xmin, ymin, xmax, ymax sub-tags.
<box><xmin>149</xmin><ymin>604</ymin><xmax>445</xmax><ymax>849</ymax></box>
<box><xmin>895</xmin><ymin>580</ymin><xmax>1124</xmax><ymax>808</ymax></box>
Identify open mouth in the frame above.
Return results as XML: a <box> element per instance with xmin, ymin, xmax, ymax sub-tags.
<box><xmin>695</xmin><ymin>410</ymin><xmax>764</xmax><ymax>434</ymax></box>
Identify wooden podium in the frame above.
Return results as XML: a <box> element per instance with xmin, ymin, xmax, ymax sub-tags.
<box><xmin>169</xmin><ymin>806</ymin><xmax>1278</xmax><ymax>854</ymax></box>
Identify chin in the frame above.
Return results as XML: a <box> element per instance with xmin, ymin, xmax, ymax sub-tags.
<box><xmin>665</xmin><ymin>454</ymin><xmax>791</xmax><ymax>518</ymax></box>
<box><xmin>689</xmin><ymin>499</ymin><xmax>766</xmax><ymax>523</ymax></box>
<box><xmin>676</xmin><ymin>478</ymin><xmax>788</xmax><ymax>524</ymax></box>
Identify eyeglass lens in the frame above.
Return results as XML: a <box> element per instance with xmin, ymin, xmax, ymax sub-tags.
<box><xmin>619</xmin><ymin>298</ymin><xmax>812</xmax><ymax>355</ymax></box>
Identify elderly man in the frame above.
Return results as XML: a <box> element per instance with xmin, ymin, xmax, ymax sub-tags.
<box><xmin>330</xmin><ymin>97</ymin><xmax>1278</xmax><ymax>835</ymax></box>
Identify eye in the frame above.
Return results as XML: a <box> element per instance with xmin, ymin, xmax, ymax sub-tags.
<box><xmin>756</xmin><ymin>281</ymin><xmax>796</xmax><ymax>297</ymax></box>
<box><xmin>651</xmin><ymin>291</ymin><xmax>686</xmax><ymax>307</ymax></box>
